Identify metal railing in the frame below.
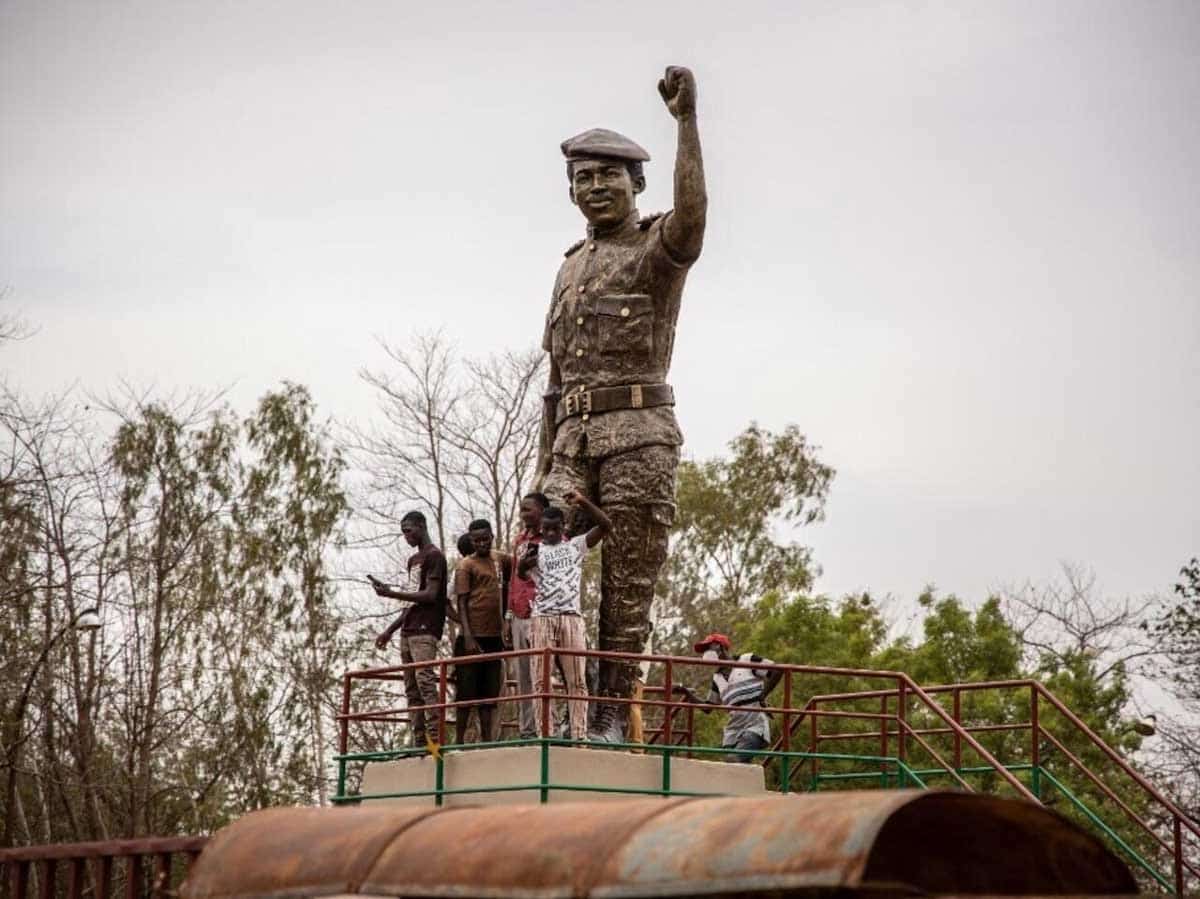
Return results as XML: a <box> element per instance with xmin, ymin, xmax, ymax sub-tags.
<box><xmin>335</xmin><ymin>647</ymin><xmax>1040</xmax><ymax>807</ymax></box>
<box><xmin>0</xmin><ymin>835</ymin><xmax>206</xmax><ymax>899</ymax></box>
<box><xmin>780</xmin><ymin>679</ymin><xmax>1199</xmax><ymax>895</ymax></box>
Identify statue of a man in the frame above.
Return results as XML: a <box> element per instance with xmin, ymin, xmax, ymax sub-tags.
<box><xmin>535</xmin><ymin>66</ymin><xmax>706</xmax><ymax>742</ymax></box>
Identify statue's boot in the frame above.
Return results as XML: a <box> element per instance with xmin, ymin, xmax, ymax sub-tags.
<box><xmin>587</xmin><ymin>701</ymin><xmax>628</xmax><ymax>744</ymax></box>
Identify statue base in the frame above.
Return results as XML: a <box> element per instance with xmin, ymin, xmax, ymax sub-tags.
<box><xmin>358</xmin><ymin>745</ymin><xmax>766</xmax><ymax>806</ymax></box>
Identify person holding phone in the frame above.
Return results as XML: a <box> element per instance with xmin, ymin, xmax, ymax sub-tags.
<box><xmin>369</xmin><ymin>511</ymin><xmax>447</xmax><ymax>749</ymax></box>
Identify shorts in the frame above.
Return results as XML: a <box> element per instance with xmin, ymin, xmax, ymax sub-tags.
<box><xmin>454</xmin><ymin>635</ymin><xmax>504</xmax><ymax>707</ymax></box>
<box><xmin>723</xmin><ymin>731</ymin><xmax>768</xmax><ymax>764</ymax></box>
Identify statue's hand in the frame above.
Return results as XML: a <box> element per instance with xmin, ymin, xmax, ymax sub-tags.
<box><xmin>658</xmin><ymin>66</ymin><xmax>696</xmax><ymax>119</ymax></box>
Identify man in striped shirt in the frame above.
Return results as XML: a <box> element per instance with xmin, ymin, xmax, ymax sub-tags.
<box><xmin>683</xmin><ymin>634</ymin><xmax>783</xmax><ymax>763</ymax></box>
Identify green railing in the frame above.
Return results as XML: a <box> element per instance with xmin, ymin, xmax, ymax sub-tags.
<box><xmin>1038</xmin><ymin>767</ymin><xmax>1174</xmax><ymax>893</ymax></box>
<box><xmin>332</xmin><ymin>736</ymin><xmax>927</xmax><ymax>805</ymax></box>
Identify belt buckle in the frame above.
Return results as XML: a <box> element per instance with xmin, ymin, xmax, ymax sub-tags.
<box><xmin>565</xmin><ymin>390</ymin><xmax>592</xmax><ymax>416</ymax></box>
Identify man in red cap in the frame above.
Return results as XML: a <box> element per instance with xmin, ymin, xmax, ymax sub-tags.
<box><xmin>682</xmin><ymin>634</ymin><xmax>783</xmax><ymax>763</ymax></box>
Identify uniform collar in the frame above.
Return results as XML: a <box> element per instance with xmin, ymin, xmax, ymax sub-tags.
<box><xmin>587</xmin><ymin>210</ymin><xmax>639</xmax><ymax>240</ymax></box>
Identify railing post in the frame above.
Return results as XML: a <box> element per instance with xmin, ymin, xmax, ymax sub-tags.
<box><xmin>13</xmin><ymin>859</ymin><xmax>30</xmax><ymax>899</ymax></box>
<box><xmin>98</xmin><ymin>856</ymin><xmax>112</xmax><ymax>899</ymax></box>
<box><xmin>337</xmin><ymin>672</ymin><xmax>351</xmax><ymax>799</ymax></box>
<box><xmin>125</xmin><ymin>855</ymin><xmax>141</xmax><ymax>899</ymax></box>
<box><xmin>781</xmin><ymin>670</ymin><xmax>792</xmax><ymax>793</ymax></box>
<box><xmin>952</xmin><ymin>687</ymin><xmax>962</xmax><ymax>772</ymax></box>
<box><xmin>897</xmin><ymin>680</ymin><xmax>907</xmax><ymax>767</ymax></box>
<box><xmin>67</xmin><ymin>858</ymin><xmax>84</xmax><ymax>899</ymax></box>
<box><xmin>436</xmin><ymin>660</ymin><xmax>448</xmax><ymax>746</ymax></box>
<box><xmin>662</xmin><ymin>660</ymin><xmax>673</xmax><ymax>749</ymax></box>
<box><xmin>540</xmin><ymin>647</ymin><xmax>552</xmax><ymax>739</ymax></box>
<box><xmin>880</xmin><ymin>694</ymin><xmax>889</xmax><ymax>787</ymax></box>
<box><xmin>1030</xmin><ymin>687</ymin><xmax>1041</xmax><ymax>800</ymax></box>
<box><xmin>434</xmin><ymin>753</ymin><xmax>445</xmax><ymax>807</ymax></box>
<box><xmin>38</xmin><ymin>859</ymin><xmax>54</xmax><ymax>899</ymax></box>
<box><xmin>809</xmin><ymin>710</ymin><xmax>819</xmax><ymax>791</ymax></box>
<box><xmin>1175</xmin><ymin>815</ymin><xmax>1184</xmax><ymax>896</ymax></box>
<box><xmin>686</xmin><ymin>703</ymin><xmax>695</xmax><ymax>760</ymax></box>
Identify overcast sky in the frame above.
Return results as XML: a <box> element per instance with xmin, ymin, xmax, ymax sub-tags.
<box><xmin>2</xmin><ymin>0</ymin><xmax>1197</xmax><ymax>606</ymax></box>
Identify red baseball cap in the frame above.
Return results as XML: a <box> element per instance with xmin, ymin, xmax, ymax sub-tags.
<box><xmin>693</xmin><ymin>633</ymin><xmax>731</xmax><ymax>653</ymax></box>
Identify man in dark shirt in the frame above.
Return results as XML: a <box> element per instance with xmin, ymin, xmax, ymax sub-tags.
<box><xmin>372</xmin><ymin>510</ymin><xmax>448</xmax><ymax>748</ymax></box>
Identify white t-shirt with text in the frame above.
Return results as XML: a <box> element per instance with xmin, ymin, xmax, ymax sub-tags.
<box><xmin>530</xmin><ymin>534</ymin><xmax>588</xmax><ymax>617</ymax></box>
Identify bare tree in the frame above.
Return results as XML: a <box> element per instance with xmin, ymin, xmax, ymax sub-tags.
<box><xmin>2</xmin><ymin>381</ymin><xmax>354</xmax><ymax>855</ymax></box>
<box><xmin>441</xmin><ymin>349</ymin><xmax>545</xmax><ymax>550</ymax></box>
<box><xmin>349</xmin><ymin>334</ymin><xmax>545</xmax><ymax>563</ymax></box>
<box><xmin>350</xmin><ymin>333</ymin><xmax>462</xmax><ymax>559</ymax></box>
<box><xmin>1001</xmin><ymin>563</ymin><xmax>1161</xmax><ymax>682</ymax></box>
<box><xmin>0</xmin><ymin>287</ymin><xmax>34</xmax><ymax>345</ymax></box>
<box><xmin>0</xmin><ymin>386</ymin><xmax>120</xmax><ymax>849</ymax></box>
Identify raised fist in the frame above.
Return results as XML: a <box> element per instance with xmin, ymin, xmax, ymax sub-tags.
<box><xmin>658</xmin><ymin>66</ymin><xmax>696</xmax><ymax>120</ymax></box>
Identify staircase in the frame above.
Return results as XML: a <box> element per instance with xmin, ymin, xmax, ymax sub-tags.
<box><xmin>754</xmin><ymin>678</ymin><xmax>1198</xmax><ymax>894</ymax></box>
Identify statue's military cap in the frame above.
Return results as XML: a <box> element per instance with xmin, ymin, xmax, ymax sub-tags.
<box><xmin>561</xmin><ymin>128</ymin><xmax>650</xmax><ymax>163</ymax></box>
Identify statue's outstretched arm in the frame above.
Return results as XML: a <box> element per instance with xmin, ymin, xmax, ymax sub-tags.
<box><xmin>658</xmin><ymin>66</ymin><xmax>707</xmax><ymax>263</ymax></box>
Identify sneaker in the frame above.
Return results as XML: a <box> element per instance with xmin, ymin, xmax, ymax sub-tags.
<box><xmin>587</xmin><ymin>702</ymin><xmax>628</xmax><ymax>744</ymax></box>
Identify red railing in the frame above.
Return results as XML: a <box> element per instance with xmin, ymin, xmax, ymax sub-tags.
<box><xmin>780</xmin><ymin>679</ymin><xmax>1199</xmax><ymax>895</ymax></box>
<box><xmin>0</xmin><ymin>836</ymin><xmax>206</xmax><ymax>899</ymax></box>
<box><xmin>339</xmin><ymin>650</ymin><xmax>1198</xmax><ymax>889</ymax></box>
<box><xmin>336</xmin><ymin>647</ymin><xmax>1038</xmax><ymax>803</ymax></box>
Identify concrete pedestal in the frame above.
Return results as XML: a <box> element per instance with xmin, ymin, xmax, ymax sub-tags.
<box><xmin>359</xmin><ymin>745</ymin><xmax>766</xmax><ymax>806</ymax></box>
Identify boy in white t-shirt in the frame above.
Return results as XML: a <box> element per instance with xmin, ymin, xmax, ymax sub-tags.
<box><xmin>517</xmin><ymin>489</ymin><xmax>610</xmax><ymax>740</ymax></box>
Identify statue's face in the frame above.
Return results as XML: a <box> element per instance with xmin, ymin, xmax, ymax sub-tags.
<box><xmin>569</xmin><ymin>158</ymin><xmax>643</xmax><ymax>227</ymax></box>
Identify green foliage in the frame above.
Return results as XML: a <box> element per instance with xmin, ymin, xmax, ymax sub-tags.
<box><xmin>3</xmin><ymin>390</ymin><xmax>1179</xmax><ymax>889</ymax></box>
<box><xmin>1154</xmin><ymin>557</ymin><xmax>1200</xmax><ymax>705</ymax></box>
<box><xmin>0</xmin><ymin>384</ymin><xmax>349</xmax><ymax>844</ymax></box>
<box><xmin>653</xmin><ymin>423</ymin><xmax>834</xmax><ymax>653</ymax></box>
<box><xmin>696</xmin><ymin>580</ymin><xmax>1164</xmax><ymax>883</ymax></box>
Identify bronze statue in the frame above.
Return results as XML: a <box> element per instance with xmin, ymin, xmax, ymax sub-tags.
<box><xmin>535</xmin><ymin>65</ymin><xmax>706</xmax><ymax>742</ymax></box>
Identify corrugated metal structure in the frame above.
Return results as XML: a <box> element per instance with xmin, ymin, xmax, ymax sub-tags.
<box><xmin>179</xmin><ymin>791</ymin><xmax>1138</xmax><ymax>898</ymax></box>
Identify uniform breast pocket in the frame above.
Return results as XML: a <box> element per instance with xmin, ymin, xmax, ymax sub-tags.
<box><xmin>595</xmin><ymin>293</ymin><xmax>653</xmax><ymax>359</ymax></box>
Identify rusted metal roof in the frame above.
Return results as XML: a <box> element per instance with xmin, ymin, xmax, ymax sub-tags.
<box><xmin>179</xmin><ymin>791</ymin><xmax>1137</xmax><ymax>898</ymax></box>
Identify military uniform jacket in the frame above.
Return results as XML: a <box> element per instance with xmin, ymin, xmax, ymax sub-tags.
<box><xmin>543</xmin><ymin>210</ymin><xmax>698</xmax><ymax>459</ymax></box>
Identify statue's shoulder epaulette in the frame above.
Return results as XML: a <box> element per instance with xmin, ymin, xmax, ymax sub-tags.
<box><xmin>564</xmin><ymin>239</ymin><xmax>586</xmax><ymax>257</ymax></box>
<box><xmin>639</xmin><ymin>212</ymin><xmax>666</xmax><ymax>230</ymax></box>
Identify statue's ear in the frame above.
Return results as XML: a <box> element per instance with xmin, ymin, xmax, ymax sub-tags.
<box><xmin>632</xmin><ymin>175</ymin><xmax>646</xmax><ymax>194</ymax></box>
<box><xmin>568</xmin><ymin>186</ymin><xmax>578</xmax><ymax>205</ymax></box>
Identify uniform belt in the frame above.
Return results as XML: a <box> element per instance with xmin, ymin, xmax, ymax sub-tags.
<box><xmin>556</xmin><ymin>384</ymin><xmax>674</xmax><ymax>425</ymax></box>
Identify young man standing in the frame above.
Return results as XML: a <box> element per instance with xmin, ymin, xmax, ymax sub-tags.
<box><xmin>371</xmin><ymin>511</ymin><xmax>448</xmax><ymax>749</ymax></box>
<box><xmin>517</xmin><ymin>489</ymin><xmax>610</xmax><ymax>741</ymax></box>
<box><xmin>454</xmin><ymin>519</ymin><xmax>512</xmax><ymax>744</ymax></box>
<box><xmin>682</xmin><ymin>634</ymin><xmax>783</xmax><ymax>763</ymax></box>
<box><xmin>504</xmin><ymin>492</ymin><xmax>547</xmax><ymax>739</ymax></box>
